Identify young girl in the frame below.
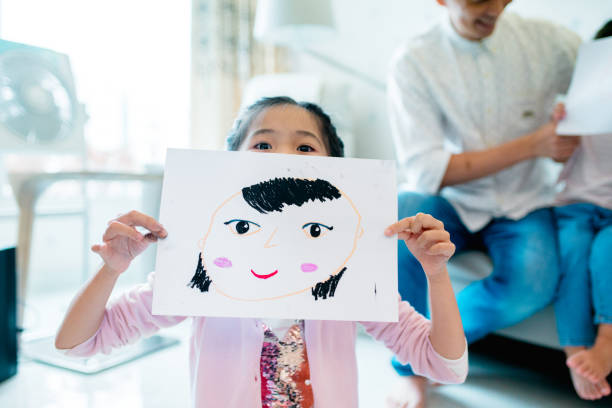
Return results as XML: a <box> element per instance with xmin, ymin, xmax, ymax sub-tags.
<box><xmin>553</xmin><ymin>20</ymin><xmax>612</xmax><ymax>402</ymax></box>
<box><xmin>55</xmin><ymin>96</ymin><xmax>467</xmax><ymax>407</ymax></box>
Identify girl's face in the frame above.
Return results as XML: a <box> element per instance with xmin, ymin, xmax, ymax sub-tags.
<box><xmin>239</xmin><ymin>105</ymin><xmax>330</xmax><ymax>157</ymax></box>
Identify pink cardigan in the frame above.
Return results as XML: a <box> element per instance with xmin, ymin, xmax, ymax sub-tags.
<box><xmin>65</xmin><ymin>273</ymin><xmax>467</xmax><ymax>407</ymax></box>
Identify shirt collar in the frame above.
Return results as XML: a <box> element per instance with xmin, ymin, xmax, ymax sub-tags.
<box><xmin>441</xmin><ymin>14</ymin><xmax>505</xmax><ymax>54</ymax></box>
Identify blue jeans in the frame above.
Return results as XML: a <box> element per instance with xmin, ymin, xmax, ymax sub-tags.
<box><xmin>554</xmin><ymin>203</ymin><xmax>612</xmax><ymax>347</ymax></box>
<box><xmin>392</xmin><ymin>192</ymin><xmax>560</xmax><ymax>376</ymax></box>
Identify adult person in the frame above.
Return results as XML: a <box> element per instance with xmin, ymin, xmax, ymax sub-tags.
<box><xmin>386</xmin><ymin>0</ymin><xmax>581</xmax><ymax>406</ymax></box>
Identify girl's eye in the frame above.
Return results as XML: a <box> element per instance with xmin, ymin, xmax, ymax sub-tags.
<box><xmin>302</xmin><ymin>222</ymin><xmax>333</xmax><ymax>238</ymax></box>
<box><xmin>224</xmin><ymin>219</ymin><xmax>262</xmax><ymax>236</ymax></box>
<box><xmin>297</xmin><ymin>145</ymin><xmax>314</xmax><ymax>152</ymax></box>
<box><xmin>254</xmin><ymin>142</ymin><xmax>272</xmax><ymax>150</ymax></box>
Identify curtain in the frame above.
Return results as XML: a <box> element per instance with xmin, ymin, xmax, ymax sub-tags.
<box><xmin>190</xmin><ymin>0</ymin><xmax>286</xmax><ymax>150</ymax></box>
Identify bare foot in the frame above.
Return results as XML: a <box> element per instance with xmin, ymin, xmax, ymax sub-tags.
<box><xmin>386</xmin><ymin>376</ymin><xmax>428</xmax><ymax>408</ymax></box>
<box><xmin>567</xmin><ymin>329</ymin><xmax>612</xmax><ymax>384</ymax></box>
<box><xmin>568</xmin><ymin>366</ymin><xmax>610</xmax><ymax>400</ymax></box>
<box><xmin>565</xmin><ymin>345</ymin><xmax>611</xmax><ymax>400</ymax></box>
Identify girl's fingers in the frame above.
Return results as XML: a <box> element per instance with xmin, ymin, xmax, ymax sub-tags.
<box><xmin>386</xmin><ymin>213</ymin><xmax>445</xmax><ymax>237</ymax></box>
<box><xmin>385</xmin><ymin>216</ymin><xmax>415</xmax><ymax>236</ymax></box>
<box><xmin>115</xmin><ymin>210</ymin><xmax>167</xmax><ymax>237</ymax></box>
<box><xmin>143</xmin><ymin>232</ymin><xmax>161</xmax><ymax>241</ymax></box>
<box><xmin>416</xmin><ymin>229</ymin><xmax>450</xmax><ymax>249</ymax></box>
<box><xmin>91</xmin><ymin>243</ymin><xmax>103</xmax><ymax>253</ymax></box>
<box><xmin>412</xmin><ymin>213</ymin><xmax>444</xmax><ymax>233</ymax></box>
<box><xmin>103</xmin><ymin>221</ymin><xmax>144</xmax><ymax>242</ymax></box>
<box><xmin>427</xmin><ymin>242</ymin><xmax>456</xmax><ymax>257</ymax></box>
<box><xmin>396</xmin><ymin>231</ymin><xmax>414</xmax><ymax>241</ymax></box>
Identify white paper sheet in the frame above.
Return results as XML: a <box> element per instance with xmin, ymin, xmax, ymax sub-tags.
<box><xmin>557</xmin><ymin>36</ymin><xmax>612</xmax><ymax>136</ymax></box>
<box><xmin>152</xmin><ymin>149</ymin><xmax>398</xmax><ymax>322</ymax></box>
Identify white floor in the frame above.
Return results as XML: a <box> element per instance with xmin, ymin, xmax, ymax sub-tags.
<box><xmin>356</xmin><ymin>335</ymin><xmax>612</xmax><ymax>407</ymax></box>
<box><xmin>2</xmin><ymin>322</ymin><xmax>611</xmax><ymax>407</ymax></box>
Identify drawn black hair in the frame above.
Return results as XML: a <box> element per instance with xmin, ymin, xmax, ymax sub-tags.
<box><xmin>595</xmin><ymin>20</ymin><xmax>612</xmax><ymax>39</ymax></box>
<box><xmin>242</xmin><ymin>177</ymin><xmax>341</xmax><ymax>214</ymax></box>
<box><xmin>225</xmin><ymin>96</ymin><xmax>345</xmax><ymax>158</ymax></box>
<box><xmin>188</xmin><ymin>177</ymin><xmax>346</xmax><ymax>300</ymax></box>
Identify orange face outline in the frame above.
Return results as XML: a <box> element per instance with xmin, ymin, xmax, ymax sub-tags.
<box><xmin>197</xmin><ymin>182</ymin><xmax>363</xmax><ymax>302</ymax></box>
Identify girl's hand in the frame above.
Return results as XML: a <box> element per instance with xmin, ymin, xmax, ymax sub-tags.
<box><xmin>91</xmin><ymin>210</ymin><xmax>167</xmax><ymax>276</ymax></box>
<box><xmin>385</xmin><ymin>213</ymin><xmax>455</xmax><ymax>277</ymax></box>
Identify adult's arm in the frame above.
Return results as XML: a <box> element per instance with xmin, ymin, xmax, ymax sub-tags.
<box><xmin>441</xmin><ymin>20</ymin><xmax>583</xmax><ymax>188</ymax></box>
<box><xmin>440</xmin><ymin>121</ymin><xmax>579</xmax><ymax>187</ymax></box>
<box><xmin>388</xmin><ymin>49</ymin><xmax>579</xmax><ymax>192</ymax></box>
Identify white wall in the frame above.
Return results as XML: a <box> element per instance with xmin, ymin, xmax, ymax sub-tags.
<box><xmin>292</xmin><ymin>0</ymin><xmax>612</xmax><ymax>160</ymax></box>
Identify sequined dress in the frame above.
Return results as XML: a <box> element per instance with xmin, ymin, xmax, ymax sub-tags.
<box><xmin>260</xmin><ymin>320</ymin><xmax>314</xmax><ymax>408</ymax></box>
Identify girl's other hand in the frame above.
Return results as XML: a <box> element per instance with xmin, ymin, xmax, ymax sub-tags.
<box><xmin>385</xmin><ymin>213</ymin><xmax>455</xmax><ymax>277</ymax></box>
<box><xmin>92</xmin><ymin>210</ymin><xmax>167</xmax><ymax>276</ymax></box>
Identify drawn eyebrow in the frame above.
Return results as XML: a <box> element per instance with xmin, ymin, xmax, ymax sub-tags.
<box><xmin>224</xmin><ymin>219</ymin><xmax>261</xmax><ymax>227</ymax></box>
<box><xmin>302</xmin><ymin>222</ymin><xmax>334</xmax><ymax>230</ymax></box>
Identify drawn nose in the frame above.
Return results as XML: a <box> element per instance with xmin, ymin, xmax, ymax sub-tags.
<box><xmin>264</xmin><ymin>227</ymin><xmax>279</xmax><ymax>248</ymax></box>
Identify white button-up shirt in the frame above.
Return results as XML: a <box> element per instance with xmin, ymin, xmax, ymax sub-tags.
<box><xmin>388</xmin><ymin>13</ymin><xmax>581</xmax><ymax>231</ymax></box>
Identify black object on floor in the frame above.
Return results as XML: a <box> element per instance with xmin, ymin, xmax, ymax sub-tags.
<box><xmin>0</xmin><ymin>247</ymin><xmax>17</xmax><ymax>382</ymax></box>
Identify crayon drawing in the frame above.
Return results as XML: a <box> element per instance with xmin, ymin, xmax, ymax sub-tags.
<box><xmin>152</xmin><ymin>149</ymin><xmax>398</xmax><ymax>321</ymax></box>
<box><xmin>187</xmin><ymin>177</ymin><xmax>363</xmax><ymax>302</ymax></box>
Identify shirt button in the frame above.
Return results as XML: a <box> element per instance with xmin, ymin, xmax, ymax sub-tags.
<box><xmin>305</xmin><ymin>379</ymin><xmax>311</xmax><ymax>386</ymax></box>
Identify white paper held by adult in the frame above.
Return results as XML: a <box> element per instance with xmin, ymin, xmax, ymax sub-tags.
<box><xmin>557</xmin><ymin>36</ymin><xmax>612</xmax><ymax>136</ymax></box>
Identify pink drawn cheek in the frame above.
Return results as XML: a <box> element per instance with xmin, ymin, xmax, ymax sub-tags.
<box><xmin>213</xmin><ymin>257</ymin><xmax>232</xmax><ymax>268</ymax></box>
<box><xmin>300</xmin><ymin>263</ymin><xmax>318</xmax><ymax>273</ymax></box>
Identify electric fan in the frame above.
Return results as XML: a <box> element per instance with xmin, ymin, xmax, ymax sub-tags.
<box><xmin>0</xmin><ymin>40</ymin><xmax>177</xmax><ymax>374</ymax></box>
<box><xmin>0</xmin><ymin>39</ymin><xmax>85</xmax><ymax>152</ymax></box>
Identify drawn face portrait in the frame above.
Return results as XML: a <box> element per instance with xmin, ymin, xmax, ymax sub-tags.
<box><xmin>189</xmin><ymin>177</ymin><xmax>363</xmax><ymax>301</ymax></box>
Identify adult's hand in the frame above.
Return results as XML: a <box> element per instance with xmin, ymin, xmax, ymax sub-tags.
<box><xmin>529</xmin><ymin>103</ymin><xmax>580</xmax><ymax>162</ymax></box>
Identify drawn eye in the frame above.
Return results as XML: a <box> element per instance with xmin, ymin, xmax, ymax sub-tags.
<box><xmin>224</xmin><ymin>219</ymin><xmax>262</xmax><ymax>236</ymax></box>
<box><xmin>302</xmin><ymin>222</ymin><xmax>333</xmax><ymax>238</ymax></box>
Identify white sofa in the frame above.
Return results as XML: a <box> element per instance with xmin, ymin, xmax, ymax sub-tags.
<box><xmin>448</xmin><ymin>251</ymin><xmax>560</xmax><ymax>349</ymax></box>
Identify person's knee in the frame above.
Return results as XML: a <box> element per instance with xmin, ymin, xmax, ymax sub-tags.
<box><xmin>502</xmin><ymin>234</ymin><xmax>559</xmax><ymax>293</ymax></box>
<box><xmin>500</xmin><ymin>273</ymin><xmax>557</xmax><ymax>316</ymax></box>
<box><xmin>589</xmin><ymin>228</ymin><xmax>612</xmax><ymax>274</ymax></box>
<box><xmin>487</xmin><ymin>255</ymin><xmax>559</xmax><ymax>314</ymax></box>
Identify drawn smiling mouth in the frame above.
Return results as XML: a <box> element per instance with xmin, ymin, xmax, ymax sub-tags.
<box><xmin>251</xmin><ymin>269</ymin><xmax>278</xmax><ymax>279</ymax></box>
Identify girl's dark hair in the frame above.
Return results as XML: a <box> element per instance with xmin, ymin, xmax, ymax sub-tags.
<box><xmin>226</xmin><ymin>96</ymin><xmax>344</xmax><ymax>157</ymax></box>
<box><xmin>595</xmin><ymin>20</ymin><xmax>612</xmax><ymax>39</ymax></box>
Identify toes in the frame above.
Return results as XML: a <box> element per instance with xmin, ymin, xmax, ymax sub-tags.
<box><xmin>598</xmin><ymin>379</ymin><xmax>611</xmax><ymax>396</ymax></box>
